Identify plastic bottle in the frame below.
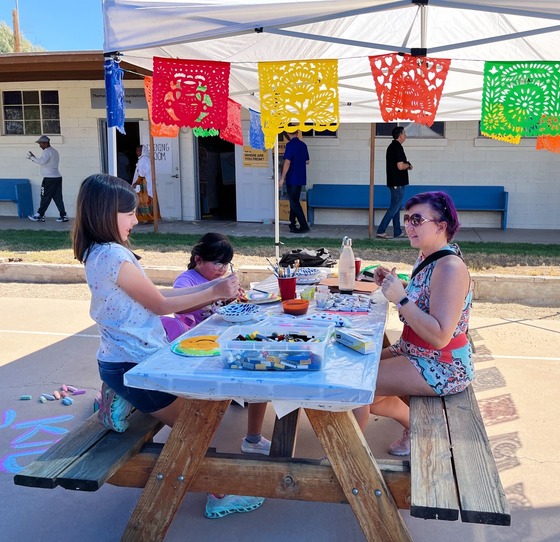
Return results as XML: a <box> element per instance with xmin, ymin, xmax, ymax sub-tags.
<box><xmin>338</xmin><ymin>236</ymin><xmax>355</xmax><ymax>294</ymax></box>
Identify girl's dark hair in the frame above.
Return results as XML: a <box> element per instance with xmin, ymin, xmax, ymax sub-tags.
<box><xmin>188</xmin><ymin>232</ymin><xmax>234</xmax><ymax>270</ymax></box>
<box><xmin>73</xmin><ymin>173</ymin><xmax>137</xmax><ymax>263</ymax></box>
<box><xmin>404</xmin><ymin>191</ymin><xmax>460</xmax><ymax>241</ymax></box>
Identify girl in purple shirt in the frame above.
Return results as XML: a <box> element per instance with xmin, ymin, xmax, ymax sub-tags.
<box><xmin>173</xmin><ymin>233</ymin><xmax>271</xmax><ymax>457</ymax></box>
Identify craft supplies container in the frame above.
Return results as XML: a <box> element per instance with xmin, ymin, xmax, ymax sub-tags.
<box><xmin>278</xmin><ymin>276</ymin><xmax>297</xmax><ymax>301</ymax></box>
<box><xmin>218</xmin><ymin>323</ymin><xmax>334</xmax><ymax>371</ymax></box>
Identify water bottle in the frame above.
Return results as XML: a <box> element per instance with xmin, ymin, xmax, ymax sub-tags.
<box><xmin>338</xmin><ymin>236</ymin><xmax>355</xmax><ymax>294</ymax></box>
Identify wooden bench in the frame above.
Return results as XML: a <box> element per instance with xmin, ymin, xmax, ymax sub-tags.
<box><xmin>306</xmin><ymin>183</ymin><xmax>509</xmax><ymax>229</ymax></box>
<box><xmin>14</xmin><ymin>409</ymin><xmax>163</xmax><ymax>491</ymax></box>
<box><xmin>410</xmin><ymin>386</ymin><xmax>510</xmax><ymax>525</ymax></box>
<box><xmin>0</xmin><ymin>178</ymin><xmax>34</xmax><ymax>218</ymax></box>
<box><xmin>15</xmin><ymin>387</ymin><xmax>510</xmax><ymax>533</ymax></box>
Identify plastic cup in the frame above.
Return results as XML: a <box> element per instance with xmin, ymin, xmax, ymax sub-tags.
<box><xmin>355</xmin><ymin>257</ymin><xmax>362</xmax><ymax>277</ymax></box>
<box><xmin>277</xmin><ymin>277</ymin><xmax>297</xmax><ymax>301</ymax></box>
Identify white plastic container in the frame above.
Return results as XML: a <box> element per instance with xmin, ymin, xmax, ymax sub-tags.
<box><xmin>338</xmin><ymin>236</ymin><xmax>355</xmax><ymax>294</ymax></box>
<box><xmin>218</xmin><ymin>323</ymin><xmax>334</xmax><ymax>371</ymax></box>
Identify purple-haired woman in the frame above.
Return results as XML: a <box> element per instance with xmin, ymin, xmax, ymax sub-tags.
<box><xmin>354</xmin><ymin>191</ymin><xmax>474</xmax><ymax>455</ymax></box>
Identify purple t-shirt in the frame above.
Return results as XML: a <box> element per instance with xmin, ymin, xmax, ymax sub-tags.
<box><xmin>172</xmin><ymin>269</ymin><xmax>214</xmax><ymax>327</ymax></box>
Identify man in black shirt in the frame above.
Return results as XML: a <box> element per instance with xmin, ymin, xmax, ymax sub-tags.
<box><xmin>376</xmin><ymin>126</ymin><xmax>413</xmax><ymax>239</ymax></box>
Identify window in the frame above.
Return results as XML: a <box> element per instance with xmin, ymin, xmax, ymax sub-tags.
<box><xmin>376</xmin><ymin>121</ymin><xmax>445</xmax><ymax>138</ymax></box>
<box><xmin>2</xmin><ymin>90</ymin><xmax>60</xmax><ymax>135</ymax></box>
<box><xmin>301</xmin><ymin>123</ymin><xmax>338</xmax><ymax>138</ymax></box>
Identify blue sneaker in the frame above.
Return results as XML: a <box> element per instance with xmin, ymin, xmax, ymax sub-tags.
<box><xmin>97</xmin><ymin>382</ymin><xmax>133</xmax><ymax>433</ymax></box>
<box><xmin>204</xmin><ymin>494</ymin><xmax>264</xmax><ymax>519</ymax></box>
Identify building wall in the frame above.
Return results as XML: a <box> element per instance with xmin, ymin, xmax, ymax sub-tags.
<box><xmin>304</xmin><ymin>123</ymin><xmax>560</xmax><ymax>229</ymax></box>
<box><xmin>1</xmin><ymin>79</ymin><xmax>559</xmax><ymax>229</ymax></box>
<box><xmin>0</xmin><ymin>80</ymin><xmax>147</xmax><ymax>218</ymax></box>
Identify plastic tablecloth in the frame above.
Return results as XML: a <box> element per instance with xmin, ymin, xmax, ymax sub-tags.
<box><xmin>125</xmin><ymin>288</ymin><xmax>388</xmax><ymax>417</ymax></box>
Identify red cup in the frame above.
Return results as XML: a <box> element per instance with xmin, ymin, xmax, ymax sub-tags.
<box><xmin>355</xmin><ymin>257</ymin><xmax>362</xmax><ymax>277</ymax></box>
<box><xmin>278</xmin><ymin>277</ymin><xmax>297</xmax><ymax>301</ymax></box>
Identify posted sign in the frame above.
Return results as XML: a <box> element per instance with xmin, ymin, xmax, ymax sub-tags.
<box><xmin>242</xmin><ymin>146</ymin><xmax>269</xmax><ymax>167</ymax></box>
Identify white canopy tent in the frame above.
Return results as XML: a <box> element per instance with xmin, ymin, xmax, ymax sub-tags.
<box><xmin>103</xmin><ymin>0</ymin><xmax>560</xmax><ymax>122</ymax></box>
<box><xmin>102</xmin><ymin>0</ymin><xmax>560</xmax><ymax>250</ymax></box>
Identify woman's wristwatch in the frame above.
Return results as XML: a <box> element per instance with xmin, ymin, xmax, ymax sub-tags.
<box><xmin>396</xmin><ymin>296</ymin><xmax>409</xmax><ymax>310</ymax></box>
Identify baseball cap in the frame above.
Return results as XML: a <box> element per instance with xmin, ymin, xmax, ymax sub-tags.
<box><xmin>35</xmin><ymin>135</ymin><xmax>50</xmax><ymax>143</ymax></box>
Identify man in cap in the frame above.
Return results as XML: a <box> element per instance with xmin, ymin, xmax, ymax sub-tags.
<box><xmin>28</xmin><ymin>135</ymin><xmax>68</xmax><ymax>222</ymax></box>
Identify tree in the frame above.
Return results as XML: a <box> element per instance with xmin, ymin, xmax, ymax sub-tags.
<box><xmin>0</xmin><ymin>21</ymin><xmax>44</xmax><ymax>53</ymax></box>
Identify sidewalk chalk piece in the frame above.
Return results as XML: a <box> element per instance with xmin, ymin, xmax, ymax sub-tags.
<box><xmin>53</xmin><ymin>390</ymin><xmax>61</xmax><ymax>400</ymax></box>
<box><xmin>67</xmin><ymin>385</ymin><xmax>78</xmax><ymax>393</ymax></box>
<box><xmin>62</xmin><ymin>397</ymin><xmax>74</xmax><ymax>406</ymax></box>
<box><xmin>20</xmin><ymin>395</ymin><xmax>32</xmax><ymax>401</ymax></box>
<box><xmin>42</xmin><ymin>393</ymin><xmax>56</xmax><ymax>401</ymax></box>
<box><xmin>61</xmin><ymin>384</ymin><xmax>68</xmax><ymax>392</ymax></box>
<box><xmin>72</xmin><ymin>389</ymin><xmax>86</xmax><ymax>395</ymax></box>
<box><xmin>60</xmin><ymin>391</ymin><xmax>68</xmax><ymax>398</ymax></box>
<box><xmin>39</xmin><ymin>395</ymin><xmax>47</xmax><ymax>403</ymax></box>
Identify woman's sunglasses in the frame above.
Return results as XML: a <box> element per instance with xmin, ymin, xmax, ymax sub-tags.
<box><xmin>403</xmin><ymin>213</ymin><xmax>437</xmax><ymax>227</ymax></box>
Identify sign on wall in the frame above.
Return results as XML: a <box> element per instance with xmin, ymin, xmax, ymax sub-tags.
<box><xmin>91</xmin><ymin>88</ymin><xmax>147</xmax><ymax>109</ymax></box>
<box><xmin>242</xmin><ymin>146</ymin><xmax>269</xmax><ymax>167</ymax></box>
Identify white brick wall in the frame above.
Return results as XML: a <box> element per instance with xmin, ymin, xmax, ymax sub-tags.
<box><xmin>306</xmin><ymin>122</ymin><xmax>560</xmax><ymax>229</ymax></box>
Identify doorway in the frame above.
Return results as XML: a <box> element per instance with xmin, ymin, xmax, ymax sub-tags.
<box><xmin>100</xmin><ymin>120</ymin><xmax>182</xmax><ymax>219</ymax></box>
<box><xmin>99</xmin><ymin>120</ymin><xmax>140</xmax><ymax>181</ymax></box>
<box><xmin>196</xmin><ymin>136</ymin><xmax>236</xmax><ymax>220</ymax></box>
<box><xmin>116</xmin><ymin>123</ymin><xmax>140</xmax><ymax>184</ymax></box>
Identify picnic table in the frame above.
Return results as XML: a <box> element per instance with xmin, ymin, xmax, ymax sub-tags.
<box><xmin>15</xmin><ymin>274</ymin><xmax>509</xmax><ymax>540</ymax></box>
<box><xmin>119</xmin><ymin>285</ymin><xmax>415</xmax><ymax>541</ymax></box>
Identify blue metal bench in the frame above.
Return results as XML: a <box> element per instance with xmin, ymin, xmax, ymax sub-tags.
<box><xmin>0</xmin><ymin>178</ymin><xmax>34</xmax><ymax>218</ymax></box>
<box><xmin>306</xmin><ymin>184</ymin><xmax>509</xmax><ymax>230</ymax></box>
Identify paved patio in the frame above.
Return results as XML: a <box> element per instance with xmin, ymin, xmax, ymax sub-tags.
<box><xmin>0</xmin><ymin>216</ymin><xmax>559</xmax><ymax>541</ymax></box>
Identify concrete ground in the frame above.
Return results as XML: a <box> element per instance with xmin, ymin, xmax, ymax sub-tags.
<box><xmin>1</xmin><ymin>216</ymin><xmax>559</xmax><ymax>540</ymax></box>
<box><xmin>1</xmin><ymin>290</ymin><xmax>559</xmax><ymax>541</ymax></box>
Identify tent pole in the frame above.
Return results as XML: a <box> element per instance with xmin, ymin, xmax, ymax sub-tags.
<box><xmin>368</xmin><ymin>123</ymin><xmax>376</xmax><ymax>239</ymax></box>
<box><xmin>274</xmin><ymin>136</ymin><xmax>280</xmax><ymax>261</ymax></box>
<box><xmin>107</xmin><ymin>126</ymin><xmax>117</xmax><ymax>176</ymax></box>
<box><xmin>420</xmin><ymin>4</ymin><xmax>427</xmax><ymax>49</ymax></box>
<box><xmin>148</xmin><ymin>120</ymin><xmax>159</xmax><ymax>233</ymax></box>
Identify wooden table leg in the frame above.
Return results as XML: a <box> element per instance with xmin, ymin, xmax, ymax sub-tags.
<box><xmin>305</xmin><ymin>409</ymin><xmax>412</xmax><ymax>542</ymax></box>
<box><xmin>269</xmin><ymin>408</ymin><xmax>300</xmax><ymax>457</ymax></box>
<box><xmin>121</xmin><ymin>399</ymin><xmax>230</xmax><ymax>542</ymax></box>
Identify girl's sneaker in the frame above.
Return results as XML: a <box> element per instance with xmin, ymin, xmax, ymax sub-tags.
<box><xmin>240</xmin><ymin>436</ymin><xmax>271</xmax><ymax>455</ymax></box>
<box><xmin>205</xmin><ymin>494</ymin><xmax>264</xmax><ymax>519</ymax></box>
<box><xmin>388</xmin><ymin>429</ymin><xmax>410</xmax><ymax>456</ymax></box>
<box><xmin>97</xmin><ymin>382</ymin><xmax>133</xmax><ymax>433</ymax></box>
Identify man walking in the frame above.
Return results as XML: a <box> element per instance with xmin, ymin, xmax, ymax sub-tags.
<box><xmin>279</xmin><ymin>130</ymin><xmax>310</xmax><ymax>233</ymax></box>
<box><xmin>28</xmin><ymin>135</ymin><xmax>68</xmax><ymax>222</ymax></box>
<box><xmin>376</xmin><ymin>126</ymin><xmax>412</xmax><ymax>239</ymax></box>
